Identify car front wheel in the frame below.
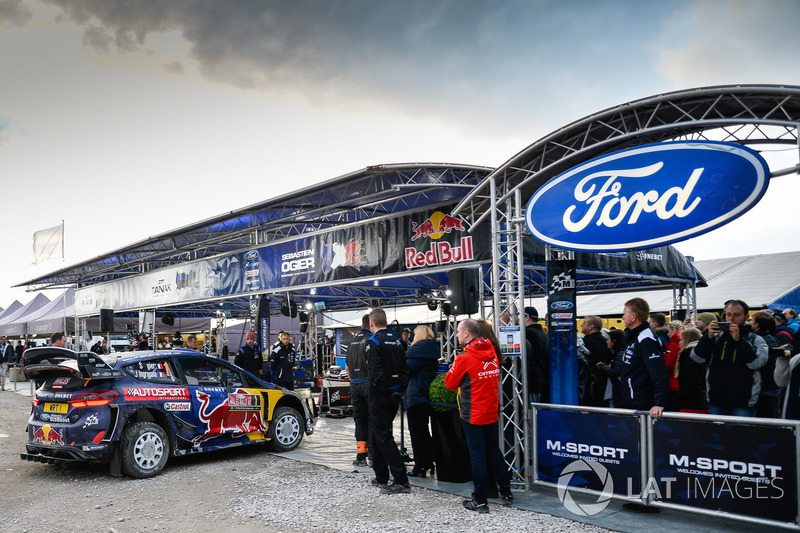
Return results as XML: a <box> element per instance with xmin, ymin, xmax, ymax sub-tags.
<box><xmin>268</xmin><ymin>406</ymin><xmax>303</xmax><ymax>452</ymax></box>
<box><xmin>120</xmin><ymin>421</ymin><xmax>170</xmax><ymax>478</ymax></box>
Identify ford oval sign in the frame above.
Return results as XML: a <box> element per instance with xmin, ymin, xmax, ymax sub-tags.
<box><xmin>525</xmin><ymin>141</ymin><xmax>770</xmax><ymax>251</ymax></box>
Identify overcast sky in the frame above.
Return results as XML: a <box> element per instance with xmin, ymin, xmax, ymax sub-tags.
<box><xmin>1</xmin><ymin>0</ymin><xmax>799</xmax><ymax>309</ymax></box>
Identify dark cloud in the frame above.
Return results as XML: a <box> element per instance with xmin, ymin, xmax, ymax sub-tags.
<box><xmin>0</xmin><ymin>0</ymin><xmax>33</xmax><ymax>27</ymax></box>
<box><xmin>37</xmin><ymin>0</ymin><xmax>713</xmax><ymax>137</ymax></box>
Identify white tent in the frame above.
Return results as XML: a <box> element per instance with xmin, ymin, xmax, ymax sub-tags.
<box><xmin>0</xmin><ymin>293</ymin><xmax>50</xmax><ymax>336</ymax></box>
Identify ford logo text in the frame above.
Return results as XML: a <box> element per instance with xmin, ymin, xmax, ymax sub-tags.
<box><xmin>525</xmin><ymin>141</ymin><xmax>770</xmax><ymax>251</ymax></box>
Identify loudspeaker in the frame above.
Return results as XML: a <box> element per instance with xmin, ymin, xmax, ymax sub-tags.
<box><xmin>100</xmin><ymin>309</ymin><xmax>114</xmax><ymax>332</ymax></box>
<box><xmin>161</xmin><ymin>312</ymin><xmax>175</xmax><ymax>326</ymax></box>
<box><xmin>281</xmin><ymin>298</ymin><xmax>298</xmax><ymax>318</ymax></box>
<box><xmin>441</xmin><ymin>301</ymin><xmax>452</xmax><ymax>316</ymax></box>
<box><xmin>671</xmin><ymin>309</ymin><xmax>687</xmax><ymax>322</ymax></box>
<box><xmin>448</xmin><ymin>268</ymin><xmax>479</xmax><ymax>315</ymax></box>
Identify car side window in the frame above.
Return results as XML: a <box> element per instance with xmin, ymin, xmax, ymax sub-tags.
<box><xmin>175</xmin><ymin>357</ymin><xmax>246</xmax><ymax>388</ymax></box>
<box><xmin>124</xmin><ymin>359</ymin><xmax>179</xmax><ymax>384</ymax></box>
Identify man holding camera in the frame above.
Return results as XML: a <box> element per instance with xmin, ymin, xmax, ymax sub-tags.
<box><xmin>690</xmin><ymin>299</ymin><xmax>768</xmax><ymax>417</ymax></box>
<box><xmin>366</xmin><ymin>308</ymin><xmax>410</xmax><ymax>494</ymax></box>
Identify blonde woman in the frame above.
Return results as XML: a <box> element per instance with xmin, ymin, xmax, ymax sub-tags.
<box><xmin>404</xmin><ymin>325</ymin><xmax>440</xmax><ymax>477</ymax></box>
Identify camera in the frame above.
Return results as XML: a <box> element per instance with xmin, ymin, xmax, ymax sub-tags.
<box><xmin>717</xmin><ymin>321</ymin><xmax>730</xmax><ymax>332</ymax></box>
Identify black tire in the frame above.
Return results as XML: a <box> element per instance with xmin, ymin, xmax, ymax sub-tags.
<box><xmin>120</xmin><ymin>421</ymin><xmax>170</xmax><ymax>478</ymax></box>
<box><xmin>268</xmin><ymin>406</ymin><xmax>303</xmax><ymax>452</ymax></box>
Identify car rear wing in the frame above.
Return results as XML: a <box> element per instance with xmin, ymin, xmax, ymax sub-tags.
<box><xmin>22</xmin><ymin>347</ymin><xmax>124</xmax><ymax>381</ymax></box>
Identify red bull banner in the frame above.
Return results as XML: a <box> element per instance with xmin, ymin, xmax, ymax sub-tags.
<box><xmin>76</xmin><ymin>205</ymin><xmax>492</xmax><ymax>311</ymax></box>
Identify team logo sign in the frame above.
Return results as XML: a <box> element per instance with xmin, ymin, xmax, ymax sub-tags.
<box><xmin>405</xmin><ymin>211</ymin><xmax>473</xmax><ymax>269</ymax></box>
<box><xmin>557</xmin><ymin>459</ymin><xmax>614</xmax><ymax>516</ymax></box>
<box><xmin>526</xmin><ymin>141</ymin><xmax>770</xmax><ymax>251</ymax></box>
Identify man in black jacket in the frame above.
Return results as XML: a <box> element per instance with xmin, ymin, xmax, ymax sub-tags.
<box><xmin>346</xmin><ymin>314</ymin><xmax>372</xmax><ymax>466</ymax></box>
<box><xmin>523</xmin><ymin>307</ymin><xmax>549</xmax><ymax>403</ymax></box>
<box><xmin>579</xmin><ymin>315</ymin><xmax>612</xmax><ymax>406</ymax></box>
<box><xmin>234</xmin><ymin>330</ymin><xmax>263</xmax><ymax>378</ymax></box>
<box><xmin>270</xmin><ymin>331</ymin><xmax>297</xmax><ymax>390</ymax></box>
<box><xmin>366</xmin><ymin>308</ymin><xmax>410</xmax><ymax>494</ymax></box>
<box><xmin>619</xmin><ymin>298</ymin><xmax>668</xmax><ymax>417</ymax></box>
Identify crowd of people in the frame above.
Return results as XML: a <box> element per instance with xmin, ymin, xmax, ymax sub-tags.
<box><xmin>336</xmin><ymin>298</ymin><xmax>800</xmax><ymax>514</ymax></box>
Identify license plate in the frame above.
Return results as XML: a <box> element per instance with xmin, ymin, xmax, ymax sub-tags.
<box><xmin>44</xmin><ymin>403</ymin><xmax>68</xmax><ymax>414</ymax></box>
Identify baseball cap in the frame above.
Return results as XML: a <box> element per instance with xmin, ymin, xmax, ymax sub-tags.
<box><xmin>773</xmin><ymin>311</ymin><xmax>787</xmax><ymax>324</ymax></box>
<box><xmin>524</xmin><ymin>307</ymin><xmax>539</xmax><ymax>320</ymax></box>
<box><xmin>696</xmin><ymin>312</ymin><xmax>716</xmax><ymax>325</ymax></box>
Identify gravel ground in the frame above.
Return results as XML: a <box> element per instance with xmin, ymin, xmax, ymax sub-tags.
<box><xmin>0</xmin><ymin>389</ymin><xmax>613</xmax><ymax>533</ymax></box>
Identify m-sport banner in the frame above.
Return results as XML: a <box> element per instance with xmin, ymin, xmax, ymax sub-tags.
<box><xmin>652</xmin><ymin>418</ymin><xmax>797</xmax><ymax>523</ymax></box>
<box><xmin>75</xmin><ymin>209</ymin><xmax>491</xmax><ymax>315</ymax></box>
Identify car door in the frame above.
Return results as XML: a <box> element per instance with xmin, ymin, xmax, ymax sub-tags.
<box><xmin>173</xmin><ymin>356</ymin><xmax>270</xmax><ymax>450</ymax></box>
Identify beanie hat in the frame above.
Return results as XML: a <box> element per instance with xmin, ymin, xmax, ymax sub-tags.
<box><xmin>524</xmin><ymin>307</ymin><xmax>539</xmax><ymax>320</ymax></box>
<box><xmin>696</xmin><ymin>312</ymin><xmax>717</xmax><ymax>325</ymax></box>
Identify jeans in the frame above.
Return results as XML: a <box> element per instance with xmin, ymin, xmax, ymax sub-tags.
<box><xmin>709</xmin><ymin>404</ymin><xmax>756</xmax><ymax>417</ymax></box>
<box><xmin>461</xmin><ymin>420</ymin><xmax>510</xmax><ymax>504</ymax></box>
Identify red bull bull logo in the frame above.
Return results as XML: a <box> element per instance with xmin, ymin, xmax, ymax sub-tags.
<box><xmin>192</xmin><ymin>390</ymin><xmax>267</xmax><ymax>446</ymax></box>
<box><xmin>32</xmin><ymin>424</ymin><xmax>65</xmax><ymax>446</ymax></box>
<box><xmin>410</xmin><ymin>212</ymin><xmax>466</xmax><ymax>241</ymax></box>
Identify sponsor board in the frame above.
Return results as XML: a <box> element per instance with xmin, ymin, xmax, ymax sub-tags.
<box><xmin>526</xmin><ymin>141</ymin><xmax>770</xmax><ymax>251</ymax></box>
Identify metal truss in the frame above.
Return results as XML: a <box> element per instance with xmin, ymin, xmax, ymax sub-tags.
<box><xmin>455</xmin><ymin>85</ymin><xmax>800</xmax><ymax>226</ymax></box>
<box><xmin>454</xmin><ymin>84</ymin><xmax>800</xmax><ymax>491</ymax></box>
<box><xmin>18</xmin><ymin>164</ymin><xmax>492</xmax><ymax>292</ymax></box>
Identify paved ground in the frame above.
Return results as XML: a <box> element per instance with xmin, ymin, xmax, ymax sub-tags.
<box><xmin>282</xmin><ymin>402</ymin><xmax>791</xmax><ymax>533</ymax></box>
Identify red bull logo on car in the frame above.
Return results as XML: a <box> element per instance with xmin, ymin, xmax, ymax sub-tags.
<box><xmin>406</xmin><ymin>212</ymin><xmax>473</xmax><ymax>269</ymax></box>
<box><xmin>192</xmin><ymin>390</ymin><xmax>267</xmax><ymax>446</ymax></box>
<box><xmin>32</xmin><ymin>424</ymin><xmax>65</xmax><ymax>446</ymax></box>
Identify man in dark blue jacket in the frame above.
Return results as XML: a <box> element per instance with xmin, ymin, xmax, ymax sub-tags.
<box><xmin>691</xmin><ymin>299</ymin><xmax>767</xmax><ymax>417</ymax></box>
<box><xmin>619</xmin><ymin>298</ymin><xmax>668</xmax><ymax>417</ymax></box>
<box><xmin>366</xmin><ymin>308</ymin><xmax>410</xmax><ymax>494</ymax></box>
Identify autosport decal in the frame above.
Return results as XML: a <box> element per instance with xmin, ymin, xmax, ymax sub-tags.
<box><xmin>123</xmin><ymin>387</ymin><xmax>190</xmax><ymax>401</ymax></box>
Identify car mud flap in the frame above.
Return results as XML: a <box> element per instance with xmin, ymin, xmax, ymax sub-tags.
<box><xmin>109</xmin><ymin>443</ymin><xmax>121</xmax><ymax>477</ymax></box>
<box><xmin>305</xmin><ymin>418</ymin><xmax>315</xmax><ymax>435</ymax></box>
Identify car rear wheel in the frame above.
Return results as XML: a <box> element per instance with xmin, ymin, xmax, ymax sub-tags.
<box><xmin>120</xmin><ymin>421</ymin><xmax>170</xmax><ymax>478</ymax></box>
<box><xmin>268</xmin><ymin>406</ymin><xmax>303</xmax><ymax>452</ymax></box>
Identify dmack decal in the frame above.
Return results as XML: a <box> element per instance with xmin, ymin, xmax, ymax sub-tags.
<box><xmin>525</xmin><ymin>141</ymin><xmax>770</xmax><ymax>251</ymax></box>
<box><xmin>192</xmin><ymin>389</ymin><xmax>267</xmax><ymax>446</ymax></box>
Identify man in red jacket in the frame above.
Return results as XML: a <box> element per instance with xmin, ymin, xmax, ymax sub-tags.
<box><xmin>445</xmin><ymin>318</ymin><xmax>511</xmax><ymax>513</ymax></box>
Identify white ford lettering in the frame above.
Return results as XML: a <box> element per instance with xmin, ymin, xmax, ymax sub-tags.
<box><xmin>563</xmin><ymin>163</ymin><xmax>702</xmax><ymax>232</ymax></box>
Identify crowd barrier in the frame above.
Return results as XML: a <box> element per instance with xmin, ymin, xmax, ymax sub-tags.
<box><xmin>532</xmin><ymin>403</ymin><xmax>800</xmax><ymax>530</ymax></box>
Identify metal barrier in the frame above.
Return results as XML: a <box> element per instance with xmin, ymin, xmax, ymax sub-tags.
<box><xmin>532</xmin><ymin>403</ymin><xmax>800</xmax><ymax>530</ymax></box>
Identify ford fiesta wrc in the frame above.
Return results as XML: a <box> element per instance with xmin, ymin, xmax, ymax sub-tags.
<box><xmin>20</xmin><ymin>347</ymin><xmax>316</xmax><ymax>478</ymax></box>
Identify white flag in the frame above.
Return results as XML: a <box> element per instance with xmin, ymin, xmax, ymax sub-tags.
<box><xmin>32</xmin><ymin>223</ymin><xmax>64</xmax><ymax>265</ymax></box>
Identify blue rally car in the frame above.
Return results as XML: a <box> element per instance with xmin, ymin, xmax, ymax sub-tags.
<box><xmin>20</xmin><ymin>347</ymin><xmax>316</xmax><ymax>478</ymax></box>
